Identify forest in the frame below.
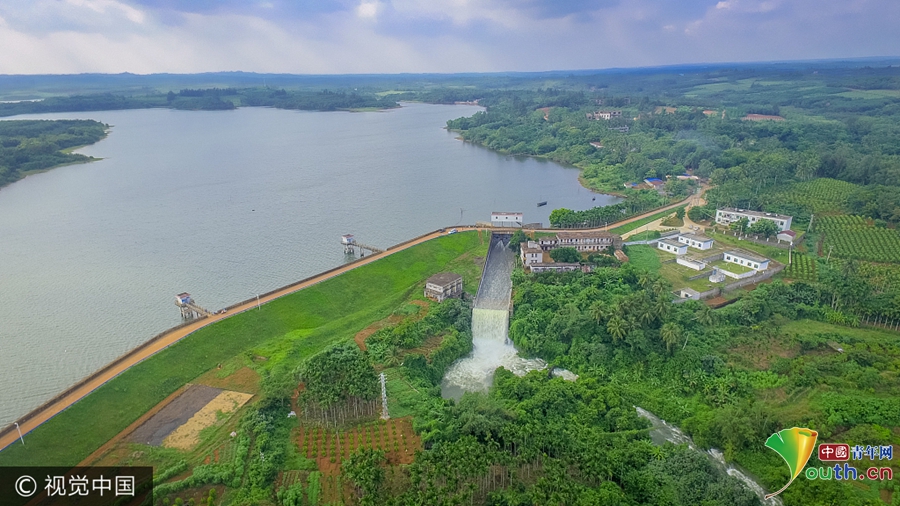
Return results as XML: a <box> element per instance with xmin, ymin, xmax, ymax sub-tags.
<box><xmin>0</xmin><ymin>119</ymin><xmax>107</xmax><ymax>188</ymax></box>
<box><xmin>0</xmin><ymin>87</ymin><xmax>396</xmax><ymax>118</ymax></box>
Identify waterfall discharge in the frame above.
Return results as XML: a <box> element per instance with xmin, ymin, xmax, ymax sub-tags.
<box><xmin>441</xmin><ymin>235</ymin><xmax>546</xmax><ymax>399</ymax></box>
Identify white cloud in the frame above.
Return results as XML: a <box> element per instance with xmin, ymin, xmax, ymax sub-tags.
<box><xmin>356</xmin><ymin>1</ymin><xmax>381</xmax><ymax>20</ymax></box>
<box><xmin>0</xmin><ymin>0</ymin><xmax>896</xmax><ymax>74</ymax></box>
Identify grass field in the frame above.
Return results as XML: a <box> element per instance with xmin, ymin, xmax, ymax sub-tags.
<box><xmin>623</xmin><ymin>245</ymin><xmax>661</xmax><ymax>272</ymax></box>
<box><xmin>0</xmin><ymin>231</ymin><xmax>489</xmax><ymax>466</ymax></box>
<box><xmin>611</xmin><ymin>206</ymin><xmax>684</xmax><ymax>235</ymax></box>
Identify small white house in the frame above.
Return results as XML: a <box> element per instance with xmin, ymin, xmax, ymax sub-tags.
<box><xmin>677</xmin><ymin>257</ymin><xmax>707</xmax><ymax>271</ymax></box>
<box><xmin>724</xmin><ymin>250</ymin><xmax>769</xmax><ymax>271</ymax></box>
<box><xmin>520</xmin><ymin>241</ymin><xmax>544</xmax><ymax>267</ymax></box>
<box><xmin>777</xmin><ymin>230</ymin><xmax>797</xmax><ymax>244</ymax></box>
<box><xmin>677</xmin><ymin>234</ymin><xmax>714</xmax><ymax>250</ymax></box>
<box><xmin>491</xmin><ymin>212</ymin><xmax>523</xmax><ymax>228</ymax></box>
<box><xmin>678</xmin><ymin>288</ymin><xmax>702</xmax><ymax>300</ymax></box>
<box><xmin>657</xmin><ymin>238</ymin><xmax>688</xmax><ymax>255</ymax></box>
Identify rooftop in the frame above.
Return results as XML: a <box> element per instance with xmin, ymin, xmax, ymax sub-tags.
<box><xmin>680</xmin><ymin>233</ymin><xmax>713</xmax><ymax>242</ymax></box>
<box><xmin>779</xmin><ymin>230</ymin><xmax>797</xmax><ymax>237</ymax></box>
<box><xmin>718</xmin><ymin>207</ymin><xmax>792</xmax><ymax>220</ymax></box>
<box><xmin>426</xmin><ymin>272</ymin><xmax>462</xmax><ymax>286</ymax></box>
<box><xmin>659</xmin><ymin>238</ymin><xmax>684</xmax><ymax>248</ymax></box>
<box><xmin>725</xmin><ymin>249</ymin><xmax>768</xmax><ymax>263</ymax></box>
<box><xmin>491</xmin><ymin>212</ymin><xmax>523</xmax><ymax>216</ymax></box>
<box><xmin>556</xmin><ymin>230</ymin><xmax>616</xmax><ymax>240</ymax></box>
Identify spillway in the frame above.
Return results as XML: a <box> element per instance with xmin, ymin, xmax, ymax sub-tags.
<box><xmin>441</xmin><ymin>235</ymin><xmax>546</xmax><ymax>399</ymax></box>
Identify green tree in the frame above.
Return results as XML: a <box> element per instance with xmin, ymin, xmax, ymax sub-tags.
<box><xmin>748</xmin><ymin>219</ymin><xmax>779</xmax><ymax>238</ymax></box>
<box><xmin>659</xmin><ymin>322</ymin><xmax>682</xmax><ymax>353</ymax></box>
<box><xmin>607</xmin><ymin>316</ymin><xmax>629</xmax><ymax>342</ymax></box>
<box><xmin>550</xmin><ymin>247</ymin><xmax>581</xmax><ymax>263</ymax></box>
<box><xmin>343</xmin><ymin>449</ymin><xmax>386</xmax><ymax>505</ymax></box>
<box><xmin>729</xmin><ymin>217</ymin><xmax>750</xmax><ymax>234</ymax></box>
<box><xmin>509</xmin><ymin>229</ymin><xmax>527</xmax><ymax>252</ymax></box>
<box><xmin>675</xmin><ymin>207</ymin><xmax>685</xmax><ymax>220</ymax></box>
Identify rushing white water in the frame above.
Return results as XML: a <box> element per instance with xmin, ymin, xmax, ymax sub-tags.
<box><xmin>636</xmin><ymin>407</ymin><xmax>783</xmax><ymax>506</ymax></box>
<box><xmin>441</xmin><ymin>237</ymin><xmax>546</xmax><ymax>398</ymax></box>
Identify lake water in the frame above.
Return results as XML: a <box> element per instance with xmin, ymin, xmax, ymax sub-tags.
<box><xmin>0</xmin><ymin>103</ymin><xmax>619</xmax><ymax>428</ymax></box>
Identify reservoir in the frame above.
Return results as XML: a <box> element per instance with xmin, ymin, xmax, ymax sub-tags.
<box><xmin>0</xmin><ymin>103</ymin><xmax>618</xmax><ymax>428</ymax></box>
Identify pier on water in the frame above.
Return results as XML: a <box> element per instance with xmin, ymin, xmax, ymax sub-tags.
<box><xmin>175</xmin><ymin>292</ymin><xmax>213</xmax><ymax>319</ymax></box>
<box><xmin>341</xmin><ymin>234</ymin><xmax>383</xmax><ymax>257</ymax></box>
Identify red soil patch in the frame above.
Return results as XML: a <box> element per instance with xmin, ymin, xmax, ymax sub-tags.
<box><xmin>298</xmin><ymin>417</ymin><xmax>422</xmax><ymax>473</ymax></box>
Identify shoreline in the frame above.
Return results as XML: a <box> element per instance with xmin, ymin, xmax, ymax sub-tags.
<box><xmin>0</xmin><ymin>129</ymin><xmax>109</xmax><ymax>191</ymax></box>
<box><xmin>447</xmin><ymin>129</ymin><xmax>628</xmax><ymax>198</ymax></box>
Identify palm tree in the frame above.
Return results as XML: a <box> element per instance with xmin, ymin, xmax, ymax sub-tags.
<box><xmin>589</xmin><ymin>300</ymin><xmax>607</xmax><ymax>324</ymax></box>
<box><xmin>653</xmin><ymin>299</ymin><xmax>670</xmax><ymax>322</ymax></box>
<box><xmin>660</xmin><ymin>323</ymin><xmax>682</xmax><ymax>353</ymax></box>
<box><xmin>694</xmin><ymin>305</ymin><xmax>716</xmax><ymax>327</ymax></box>
<box><xmin>607</xmin><ymin>316</ymin><xmax>629</xmax><ymax>342</ymax></box>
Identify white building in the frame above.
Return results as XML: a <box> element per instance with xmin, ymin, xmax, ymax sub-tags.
<box><xmin>491</xmin><ymin>212</ymin><xmax>523</xmax><ymax>228</ymax></box>
<box><xmin>777</xmin><ymin>230</ymin><xmax>797</xmax><ymax>244</ymax></box>
<box><xmin>715</xmin><ymin>208</ymin><xmax>792</xmax><ymax>232</ymax></box>
<box><xmin>676</xmin><ymin>257</ymin><xmax>708</xmax><ymax>271</ymax></box>
<box><xmin>657</xmin><ymin>238</ymin><xmax>688</xmax><ymax>255</ymax></box>
<box><xmin>520</xmin><ymin>241</ymin><xmax>544</xmax><ymax>267</ymax></box>
<box><xmin>586</xmin><ymin>110</ymin><xmax>622</xmax><ymax>120</ymax></box>
<box><xmin>538</xmin><ymin>231</ymin><xmax>620</xmax><ymax>252</ymax></box>
<box><xmin>531</xmin><ymin>263</ymin><xmax>581</xmax><ymax>273</ymax></box>
<box><xmin>677</xmin><ymin>234</ymin><xmax>714</xmax><ymax>250</ymax></box>
<box><xmin>718</xmin><ymin>250</ymin><xmax>770</xmax><ymax>279</ymax></box>
<box><xmin>677</xmin><ymin>288</ymin><xmax>702</xmax><ymax>300</ymax></box>
<box><xmin>424</xmin><ymin>272</ymin><xmax>463</xmax><ymax>302</ymax></box>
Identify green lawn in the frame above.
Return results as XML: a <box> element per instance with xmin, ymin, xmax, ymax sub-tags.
<box><xmin>0</xmin><ymin>231</ymin><xmax>488</xmax><ymax>466</ymax></box>
<box><xmin>611</xmin><ymin>206</ymin><xmax>685</xmax><ymax>235</ymax></box>
<box><xmin>624</xmin><ymin>245</ymin><xmax>661</xmax><ymax>271</ymax></box>
<box><xmin>705</xmin><ymin>230</ymin><xmax>789</xmax><ymax>263</ymax></box>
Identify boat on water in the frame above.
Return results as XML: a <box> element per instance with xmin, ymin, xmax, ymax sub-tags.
<box><xmin>537</xmin><ymin>201</ymin><xmax>547</xmax><ymax>207</ymax></box>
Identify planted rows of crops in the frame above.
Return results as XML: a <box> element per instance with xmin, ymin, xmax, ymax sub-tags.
<box><xmin>769</xmin><ymin>178</ymin><xmax>858</xmax><ymax>213</ymax></box>
<box><xmin>299</xmin><ymin>418</ymin><xmax>419</xmax><ymax>465</ymax></box>
<box><xmin>817</xmin><ymin>215</ymin><xmax>900</xmax><ymax>263</ymax></box>
<box><xmin>783</xmin><ymin>253</ymin><xmax>817</xmax><ymax>281</ymax></box>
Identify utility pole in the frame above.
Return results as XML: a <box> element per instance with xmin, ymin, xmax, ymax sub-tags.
<box><xmin>256</xmin><ymin>294</ymin><xmax>261</xmax><ymax>310</ymax></box>
<box><xmin>827</xmin><ymin>245</ymin><xmax>834</xmax><ymax>263</ymax></box>
<box><xmin>14</xmin><ymin>422</ymin><xmax>24</xmax><ymax>445</ymax></box>
<box><xmin>808</xmin><ymin>214</ymin><xmax>814</xmax><ymax>232</ymax></box>
<box><xmin>789</xmin><ymin>244</ymin><xmax>793</xmax><ymax>265</ymax></box>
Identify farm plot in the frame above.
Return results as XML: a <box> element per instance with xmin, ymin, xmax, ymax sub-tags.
<box><xmin>299</xmin><ymin>417</ymin><xmax>421</xmax><ymax>471</ymax></box>
<box><xmin>783</xmin><ymin>253</ymin><xmax>817</xmax><ymax>281</ymax></box>
<box><xmin>769</xmin><ymin>178</ymin><xmax>858</xmax><ymax>213</ymax></box>
<box><xmin>817</xmin><ymin>215</ymin><xmax>900</xmax><ymax>263</ymax></box>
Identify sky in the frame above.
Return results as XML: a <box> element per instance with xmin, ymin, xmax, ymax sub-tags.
<box><xmin>0</xmin><ymin>0</ymin><xmax>897</xmax><ymax>74</ymax></box>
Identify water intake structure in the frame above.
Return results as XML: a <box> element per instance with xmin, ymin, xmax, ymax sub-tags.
<box><xmin>441</xmin><ymin>234</ymin><xmax>546</xmax><ymax>399</ymax></box>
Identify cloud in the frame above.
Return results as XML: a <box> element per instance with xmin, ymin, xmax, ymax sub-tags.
<box><xmin>0</xmin><ymin>0</ymin><xmax>897</xmax><ymax>74</ymax></box>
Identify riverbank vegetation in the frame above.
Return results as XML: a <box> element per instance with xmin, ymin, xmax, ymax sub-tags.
<box><xmin>0</xmin><ymin>88</ymin><xmax>399</xmax><ymax>118</ymax></box>
<box><xmin>0</xmin><ymin>119</ymin><xmax>107</xmax><ymax>188</ymax></box>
